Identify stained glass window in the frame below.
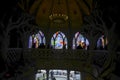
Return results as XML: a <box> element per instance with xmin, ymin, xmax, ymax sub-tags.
<box><xmin>51</xmin><ymin>31</ymin><xmax>67</xmax><ymax>49</ymax></box>
<box><xmin>73</xmin><ymin>32</ymin><xmax>89</xmax><ymax>50</ymax></box>
<box><xmin>28</xmin><ymin>30</ymin><xmax>46</xmax><ymax>48</ymax></box>
<box><xmin>97</xmin><ymin>35</ymin><xmax>108</xmax><ymax>50</ymax></box>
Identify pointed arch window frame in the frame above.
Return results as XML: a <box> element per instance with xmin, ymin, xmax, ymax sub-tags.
<box><xmin>73</xmin><ymin>32</ymin><xmax>89</xmax><ymax>50</ymax></box>
<box><xmin>51</xmin><ymin>31</ymin><xmax>67</xmax><ymax>49</ymax></box>
<box><xmin>28</xmin><ymin>30</ymin><xmax>46</xmax><ymax>48</ymax></box>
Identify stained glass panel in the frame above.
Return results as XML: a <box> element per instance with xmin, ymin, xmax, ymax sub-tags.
<box><xmin>51</xmin><ymin>31</ymin><xmax>67</xmax><ymax>49</ymax></box>
<box><xmin>73</xmin><ymin>32</ymin><xmax>89</xmax><ymax>50</ymax></box>
<box><xmin>28</xmin><ymin>30</ymin><xmax>45</xmax><ymax>48</ymax></box>
<box><xmin>97</xmin><ymin>35</ymin><xmax>108</xmax><ymax>50</ymax></box>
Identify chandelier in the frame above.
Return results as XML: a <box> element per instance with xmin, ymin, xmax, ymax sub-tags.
<box><xmin>49</xmin><ymin>13</ymin><xmax>68</xmax><ymax>23</ymax></box>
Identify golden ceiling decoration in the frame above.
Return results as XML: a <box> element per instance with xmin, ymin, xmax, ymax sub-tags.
<box><xmin>18</xmin><ymin>0</ymin><xmax>93</xmax><ymax>28</ymax></box>
<box><xmin>49</xmin><ymin>13</ymin><xmax>68</xmax><ymax>23</ymax></box>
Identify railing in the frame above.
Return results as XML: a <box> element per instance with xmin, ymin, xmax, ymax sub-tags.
<box><xmin>6</xmin><ymin>48</ymin><xmax>111</xmax><ymax>70</ymax></box>
<box><xmin>2</xmin><ymin>48</ymin><xmax>119</xmax><ymax>80</ymax></box>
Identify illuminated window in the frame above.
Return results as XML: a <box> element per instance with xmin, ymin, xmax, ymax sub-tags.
<box><xmin>70</xmin><ymin>71</ymin><xmax>81</xmax><ymax>80</ymax></box>
<box><xmin>97</xmin><ymin>35</ymin><xmax>108</xmax><ymax>50</ymax></box>
<box><xmin>28</xmin><ymin>30</ymin><xmax>46</xmax><ymax>48</ymax></box>
<box><xmin>35</xmin><ymin>70</ymin><xmax>46</xmax><ymax>80</ymax></box>
<box><xmin>51</xmin><ymin>31</ymin><xmax>67</xmax><ymax>49</ymax></box>
<box><xmin>35</xmin><ymin>69</ymin><xmax>81</xmax><ymax>80</ymax></box>
<box><xmin>73</xmin><ymin>32</ymin><xmax>89</xmax><ymax>50</ymax></box>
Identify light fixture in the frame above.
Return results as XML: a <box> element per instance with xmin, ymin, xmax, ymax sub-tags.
<box><xmin>49</xmin><ymin>13</ymin><xmax>68</xmax><ymax>23</ymax></box>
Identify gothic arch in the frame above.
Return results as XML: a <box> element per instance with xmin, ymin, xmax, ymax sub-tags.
<box><xmin>96</xmin><ymin>34</ymin><xmax>108</xmax><ymax>50</ymax></box>
<box><xmin>28</xmin><ymin>30</ymin><xmax>46</xmax><ymax>48</ymax></box>
<box><xmin>51</xmin><ymin>31</ymin><xmax>68</xmax><ymax>49</ymax></box>
<box><xmin>73</xmin><ymin>32</ymin><xmax>89</xmax><ymax>50</ymax></box>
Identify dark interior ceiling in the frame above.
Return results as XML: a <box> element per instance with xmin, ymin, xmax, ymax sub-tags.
<box><xmin>0</xmin><ymin>0</ymin><xmax>119</xmax><ymax>36</ymax></box>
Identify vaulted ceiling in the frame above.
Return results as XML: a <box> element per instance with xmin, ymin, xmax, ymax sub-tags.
<box><xmin>18</xmin><ymin>0</ymin><xmax>93</xmax><ymax>29</ymax></box>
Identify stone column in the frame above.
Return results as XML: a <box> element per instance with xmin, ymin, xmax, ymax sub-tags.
<box><xmin>81</xmin><ymin>72</ymin><xmax>86</xmax><ymax>80</ymax></box>
<box><xmin>46</xmin><ymin>69</ymin><xmax>49</xmax><ymax>80</ymax></box>
<box><xmin>67</xmin><ymin>70</ymin><xmax>70</xmax><ymax>80</ymax></box>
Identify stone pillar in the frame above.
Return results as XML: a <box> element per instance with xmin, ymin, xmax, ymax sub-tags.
<box><xmin>46</xmin><ymin>69</ymin><xmax>49</xmax><ymax>80</ymax></box>
<box><xmin>67</xmin><ymin>70</ymin><xmax>70</xmax><ymax>80</ymax></box>
<box><xmin>81</xmin><ymin>72</ymin><xmax>86</xmax><ymax>80</ymax></box>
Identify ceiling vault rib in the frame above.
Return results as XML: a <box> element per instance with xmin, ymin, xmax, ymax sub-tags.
<box><xmin>47</xmin><ymin>0</ymin><xmax>55</xmax><ymax>32</ymax></box>
<box><xmin>75</xmin><ymin>0</ymin><xmax>90</xmax><ymax>15</ymax></box>
<box><xmin>66</xmin><ymin>0</ymin><xmax>72</xmax><ymax>44</ymax></box>
<box><xmin>50</xmin><ymin>0</ymin><xmax>54</xmax><ymax>15</ymax></box>
<box><xmin>58</xmin><ymin>0</ymin><xmax>60</xmax><ymax>4</ymax></box>
<box><xmin>66</xmin><ymin>0</ymin><xmax>71</xmax><ymax>28</ymax></box>
<box><xmin>33</xmin><ymin>0</ymin><xmax>44</xmax><ymax>16</ymax></box>
<box><xmin>83</xmin><ymin>0</ymin><xmax>91</xmax><ymax>10</ymax></box>
<box><xmin>74</xmin><ymin>0</ymin><xmax>84</xmax><ymax>15</ymax></box>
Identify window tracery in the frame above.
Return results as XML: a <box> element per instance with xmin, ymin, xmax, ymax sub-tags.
<box><xmin>51</xmin><ymin>31</ymin><xmax>67</xmax><ymax>49</ymax></box>
<box><xmin>73</xmin><ymin>32</ymin><xmax>89</xmax><ymax>50</ymax></box>
<box><xmin>97</xmin><ymin>35</ymin><xmax>108</xmax><ymax>50</ymax></box>
<box><xmin>28</xmin><ymin>30</ymin><xmax>46</xmax><ymax>48</ymax></box>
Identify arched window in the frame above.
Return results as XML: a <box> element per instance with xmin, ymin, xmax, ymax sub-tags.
<box><xmin>28</xmin><ymin>30</ymin><xmax>46</xmax><ymax>48</ymax></box>
<box><xmin>51</xmin><ymin>31</ymin><xmax>67</xmax><ymax>49</ymax></box>
<box><xmin>35</xmin><ymin>69</ymin><xmax>81</xmax><ymax>80</ymax></box>
<box><xmin>73</xmin><ymin>32</ymin><xmax>89</xmax><ymax>50</ymax></box>
<box><xmin>97</xmin><ymin>35</ymin><xmax>108</xmax><ymax>50</ymax></box>
<box><xmin>35</xmin><ymin>70</ymin><xmax>46</xmax><ymax>80</ymax></box>
<box><xmin>70</xmin><ymin>71</ymin><xmax>81</xmax><ymax>80</ymax></box>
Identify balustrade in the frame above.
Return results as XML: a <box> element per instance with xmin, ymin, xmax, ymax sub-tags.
<box><xmin>1</xmin><ymin>48</ymin><xmax>118</xmax><ymax>80</ymax></box>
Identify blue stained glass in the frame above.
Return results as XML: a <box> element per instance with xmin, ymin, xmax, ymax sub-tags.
<box><xmin>96</xmin><ymin>35</ymin><xmax>108</xmax><ymax>50</ymax></box>
<box><xmin>85</xmin><ymin>39</ymin><xmax>89</xmax><ymax>46</ymax></box>
<box><xmin>28</xmin><ymin>36</ymin><xmax>32</xmax><ymax>48</ymax></box>
<box><xmin>51</xmin><ymin>31</ymin><xmax>67</xmax><ymax>49</ymax></box>
<box><xmin>73</xmin><ymin>32</ymin><xmax>89</xmax><ymax>50</ymax></box>
<box><xmin>28</xmin><ymin>30</ymin><xmax>45</xmax><ymax>48</ymax></box>
<box><xmin>39</xmin><ymin>31</ymin><xmax>44</xmax><ymax>37</ymax></box>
